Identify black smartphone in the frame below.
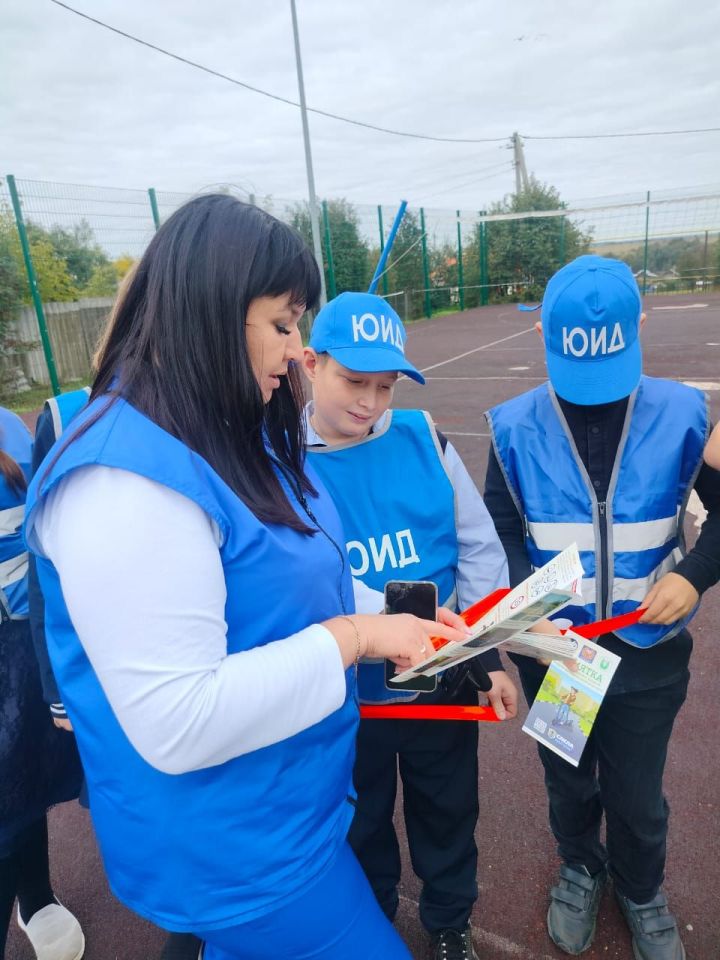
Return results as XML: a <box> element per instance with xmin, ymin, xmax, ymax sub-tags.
<box><xmin>384</xmin><ymin>580</ymin><xmax>438</xmax><ymax>693</ymax></box>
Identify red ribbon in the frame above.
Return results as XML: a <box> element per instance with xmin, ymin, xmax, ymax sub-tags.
<box><xmin>360</xmin><ymin>704</ymin><xmax>501</xmax><ymax>722</ymax></box>
<box><xmin>359</xmin><ymin>606</ymin><xmax>647</xmax><ymax>723</ymax></box>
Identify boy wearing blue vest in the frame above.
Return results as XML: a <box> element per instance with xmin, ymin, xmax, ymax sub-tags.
<box><xmin>484</xmin><ymin>256</ymin><xmax>720</xmax><ymax>960</ymax></box>
<box><xmin>303</xmin><ymin>291</ymin><xmax>516</xmax><ymax>960</ymax></box>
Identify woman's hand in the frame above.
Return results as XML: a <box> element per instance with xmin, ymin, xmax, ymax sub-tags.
<box><xmin>325</xmin><ymin>612</ymin><xmax>471</xmax><ymax>671</ymax></box>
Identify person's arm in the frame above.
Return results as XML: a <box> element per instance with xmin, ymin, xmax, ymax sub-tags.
<box><xmin>704</xmin><ymin>422</ymin><xmax>720</xmax><ymax>470</ymax></box>
<box><xmin>34</xmin><ymin>466</ymin><xmax>462</xmax><ymax>774</ymax></box>
<box><xmin>444</xmin><ymin>440</ymin><xmax>507</xmax><ymax>677</ymax></box>
<box><xmin>444</xmin><ymin>440</ymin><xmax>517</xmax><ymax>718</ymax></box>
<box><xmin>483</xmin><ymin>444</ymin><xmax>532</xmax><ymax>588</ymax></box>
<box><xmin>641</xmin><ymin>460</ymin><xmax>720</xmax><ymax>623</ymax></box>
<box><xmin>28</xmin><ymin>404</ymin><xmax>66</xmax><ymax>716</ymax></box>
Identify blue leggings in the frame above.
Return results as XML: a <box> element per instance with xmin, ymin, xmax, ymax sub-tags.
<box><xmin>197</xmin><ymin>842</ymin><xmax>411</xmax><ymax>960</ymax></box>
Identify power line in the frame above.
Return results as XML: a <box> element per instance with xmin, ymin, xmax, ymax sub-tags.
<box><xmin>524</xmin><ymin>129</ymin><xmax>720</xmax><ymax>140</ymax></box>
<box><xmin>49</xmin><ymin>1</ymin><xmax>506</xmax><ymax>144</ymax></box>
<box><xmin>49</xmin><ymin>2</ymin><xmax>720</xmax><ymax>146</ymax></box>
<box><xmin>420</xmin><ymin>164</ymin><xmax>514</xmax><ymax>200</ymax></box>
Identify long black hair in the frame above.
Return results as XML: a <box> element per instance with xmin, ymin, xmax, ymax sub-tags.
<box><xmin>88</xmin><ymin>194</ymin><xmax>321</xmax><ymax>532</ymax></box>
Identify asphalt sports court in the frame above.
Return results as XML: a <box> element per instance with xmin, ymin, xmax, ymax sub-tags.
<box><xmin>7</xmin><ymin>294</ymin><xmax>720</xmax><ymax>959</ymax></box>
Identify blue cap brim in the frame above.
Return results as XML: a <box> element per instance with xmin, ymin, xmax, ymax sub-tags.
<box><xmin>546</xmin><ymin>335</ymin><xmax>642</xmax><ymax>405</ymax></box>
<box><xmin>327</xmin><ymin>345</ymin><xmax>426</xmax><ymax>384</ymax></box>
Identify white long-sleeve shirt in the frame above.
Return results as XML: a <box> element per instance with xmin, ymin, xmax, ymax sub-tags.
<box><xmin>32</xmin><ymin>465</ymin><xmax>363</xmax><ymax>775</ymax></box>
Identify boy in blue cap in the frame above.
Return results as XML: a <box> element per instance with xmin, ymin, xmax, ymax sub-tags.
<box><xmin>302</xmin><ymin>291</ymin><xmax>516</xmax><ymax>960</ymax></box>
<box><xmin>484</xmin><ymin>255</ymin><xmax>720</xmax><ymax>960</ymax></box>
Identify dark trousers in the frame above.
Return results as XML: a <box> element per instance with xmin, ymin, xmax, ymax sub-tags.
<box><xmin>517</xmin><ymin>658</ymin><xmax>689</xmax><ymax>904</ymax></box>
<box><xmin>348</xmin><ymin>690</ymin><xmax>479</xmax><ymax>934</ymax></box>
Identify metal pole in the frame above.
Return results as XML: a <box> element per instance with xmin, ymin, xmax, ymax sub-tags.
<box><xmin>7</xmin><ymin>175</ymin><xmax>60</xmax><ymax>395</ymax></box>
<box><xmin>377</xmin><ymin>205</ymin><xmax>388</xmax><ymax>295</ymax></box>
<box><xmin>479</xmin><ymin>211</ymin><xmax>489</xmax><ymax>306</ymax></box>
<box><xmin>289</xmin><ymin>0</ymin><xmax>327</xmax><ymax>307</ymax></box>
<box><xmin>559</xmin><ymin>216</ymin><xmax>566</xmax><ymax>267</ymax></box>
<box><xmin>420</xmin><ymin>207</ymin><xmax>432</xmax><ymax>318</ymax></box>
<box><xmin>369</xmin><ymin>200</ymin><xmax>407</xmax><ymax>295</ymax></box>
<box><xmin>321</xmin><ymin>200</ymin><xmax>336</xmax><ymax>299</ymax></box>
<box><xmin>456</xmin><ymin>210</ymin><xmax>465</xmax><ymax>311</ymax></box>
<box><xmin>148</xmin><ymin>188</ymin><xmax>161</xmax><ymax>230</ymax></box>
<box><xmin>512</xmin><ymin>133</ymin><xmax>522</xmax><ymax>197</ymax></box>
<box><xmin>642</xmin><ymin>190</ymin><xmax>650</xmax><ymax>295</ymax></box>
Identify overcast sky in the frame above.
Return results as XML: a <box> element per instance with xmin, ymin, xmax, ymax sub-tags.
<box><xmin>3</xmin><ymin>0</ymin><xmax>720</xmax><ymax>216</ymax></box>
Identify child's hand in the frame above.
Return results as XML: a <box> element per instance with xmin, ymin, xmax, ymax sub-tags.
<box><xmin>529</xmin><ymin>618</ymin><xmax>564</xmax><ymax>666</ymax></box>
<box><xmin>484</xmin><ymin>670</ymin><xmax>518</xmax><ymax>721</ymax></box>
<box><xmin>640</xmin><ymin>572</ymin><xmax>699</xmax><ymax>624</ymax></box>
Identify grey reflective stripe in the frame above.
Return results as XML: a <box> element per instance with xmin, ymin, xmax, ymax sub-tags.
<box><xmin>528</xmin><ymin>514</ymin><xmax>679</xmax><ymax>555</ymax></box>
<box><xmin>611</xmin><ymin>549</ymin><xmax>683</xmax><ymax>604</ymax></box>
<box><xmin>46</xmin><ymin>397</ymin><xmax>63</xmax><ymax>439</ymax></box>
<box><xmin>0</xmin><ymin>552</ymin><xmax>28</xmax><ymax>588</ymax></box>
<box><xmin>527</xmin><ymin>521</ymin><xmax>595</xmax><ymax>552</ymax></box>
<box><xmin>579</xmin><ymin>578</ymin><xmax>597</xmax><ymax>604</ymax></box>
<box><xmin>612</xmin><ymin>513</ymin><xmax>678</xmax><ymax>552</ymax></box>
<box><xmin>0</xmin><ymin>504</ymin><xmax>24</xmax><ymax>536</ymax></box>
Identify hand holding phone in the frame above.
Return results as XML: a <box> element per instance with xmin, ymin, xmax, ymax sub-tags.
<box><xmin>384</xmin><ymin>580</ymin><xmax>438</xmax><ymax>693</ymax></box>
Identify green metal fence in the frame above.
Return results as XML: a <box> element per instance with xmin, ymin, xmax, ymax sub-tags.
<box><xmin>2</xmin><ymin>175</ymin><xmax>719</xmax><ymax>392</ymax></box>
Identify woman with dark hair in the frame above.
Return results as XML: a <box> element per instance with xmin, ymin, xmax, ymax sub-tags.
<box><xmin>0</xmin><ymin>407</ymin><xmax>84</xmax><ymax>960</ymax></box>
<box><xmin>24</xmin><ymin>195</ymin><xmax>467</xmax><ymax>960</ymax></box>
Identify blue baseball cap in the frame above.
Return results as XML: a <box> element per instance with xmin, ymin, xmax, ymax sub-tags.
<box><xmin>540</xmin><ymin>255</ymin><xmax>642</xmax><ymax>405</ymax></box>
<box><xmin>309</xmin><ymin>291</ymin><xmax>425</xmax><ymax>384</ymax></box>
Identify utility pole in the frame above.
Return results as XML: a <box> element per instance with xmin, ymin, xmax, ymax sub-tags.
<box><xmin>511</xmin><ymin>132</ymin><xmax>530</xmax><ymax>196</ymax></box>
<box><xmin>290</xmin><ymin>0</ymin><xmax>327</xmax><ymax>307</ymax></box>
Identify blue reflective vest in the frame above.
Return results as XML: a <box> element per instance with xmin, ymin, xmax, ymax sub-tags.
<box><xmin>308</xmin><ymin>409</ymin><xmax>458</xmax><ymax>702</ymax></box>
<box><xmin>24</xmin><ymin>397</ymin><xmax>358</xmax><ymax>931</ymax></box>
<box><xmin>0</xmin><ymin>408</ymin><xmax>32</xmax><ymax>620</ymax></box>
<box><xmin>45</xmin><ymin>386</ymin><xmax>91</xmax><ymax>438</ymax></box>
<box><xmin>487</xmin><ymin>377</ymin><xmax>707</xmax><ymax>648</ymax></box>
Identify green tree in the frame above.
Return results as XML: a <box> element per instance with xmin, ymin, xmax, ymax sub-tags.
<box><xmin>428</xmin><ymin>241</ymin><xmax>460</xmax><ymax>313</ymax></box>
<box><xmin>383</xmin><ymin>211</ymin><xmax>424</xmax><ymax>320</ymax></box>
<box><xmin>0</xmin><ymin>211</ymin><xmax>37</xmax><ymax>399</ymax></box>
<box><xmin>24</xmin><ymin>235</ymin><xmax>79</xmax><ymax>302</ymax></box>
<box><xmin>481</xmin><ymin>178</ymin><xmax>591</xmax><ymax>302</ymax></box>
<box><xmin>36</xmin><ymin>220</ymin><xmax>110</xmax><ymax>289</ymax></box>
<box><xmin>291</xmin><ymin>199</ymin><xmax>371</xmax><ymax>297</ymax></box>
<box><xmin>83</xmin><ymin>262</ymin><xmax>119</xmax><ymax>298</ymax></box>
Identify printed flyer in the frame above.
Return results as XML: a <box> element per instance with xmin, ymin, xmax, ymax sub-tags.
<box><xmin>392</xmin><ymin>544</ymin><xmax>584</xmax><ymax>683</ymax></box>
<box><xmin>522</xmin><ymin>635</ymin><xmax>621</xmax><ymax>766</ymax></box>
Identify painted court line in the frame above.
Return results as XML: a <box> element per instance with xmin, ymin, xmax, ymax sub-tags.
<box><xmin>442</xmin><ymin>431</ymin><xmax>490</xmax><ymax>437</ymax></box>
<box><xmin>652</xmin><ymin>303</ymin><xmax>708</xmax><ymax>310</ymax></box>
<box><xmin>418</xmin><ymin>327</ymin><xmax>536</xmax><ymax>374</ymax></box>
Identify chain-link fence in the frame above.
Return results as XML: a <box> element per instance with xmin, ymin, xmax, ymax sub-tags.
<box><xmin>2</xmin><ymin>175</ymin><xmax>719</xmax><ymax>393</ymax></box>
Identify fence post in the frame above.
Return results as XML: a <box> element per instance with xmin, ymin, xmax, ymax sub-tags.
<box><xmin>377</xmin><ymin>206</ymin><xmax>388</xmax><ymax>295</ymax></box>
<box><xmin>420</xmin><ymin>207</ymin><xmax>432</xmax><ymax>318</ymax></box>
<box><xmin>7</xmin><ymin>175</ymin><xmax>61</xmax><ymax>395</ymax></box>
<box><xmin>642</xmin><ymin>190</ymin><xmax>650</xmax><ymax>295</ymax></box>
<box><xmin>148</xmin><ymin>188</ymin><xmax>161</xmax><ymax>230</ymax></box>
<box><xmin>321</xmin><ymin>201</ymin><xmax>337</xmax><ymax>299</ymax></box>
<box><xmin>456</xmin><ymin>209</ymin><xmax>465</xmax><ymax>311</ymax></box>
<box><xmin>479</xmin><ymin>211</ymin><xmax>489</xmax><ymax>306</ymax></box>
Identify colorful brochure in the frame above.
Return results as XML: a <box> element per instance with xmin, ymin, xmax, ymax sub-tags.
<box><xmin>392</xmin><ymin>544</ymin><xmax>584</xmax><ymax>683</ymax></box>
<box><xmin>522</xmin><ymin>635</ymin><xmax>621</xmax><ymax>766</ymax></box>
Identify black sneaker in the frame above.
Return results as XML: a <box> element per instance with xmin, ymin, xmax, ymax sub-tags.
<box><xmin>547</xmin><ymin>863</ymin><xmax>606</xmax><ymax>955</ymax></box>
<box><xmin>433</xmin><ymin>925</ymin><xmax>478</xmax><ymax>960</ymax></box>
<box><xmin>616</xmin><ymin>889</ymin><xmax>686</xmax><ymax>960</ymax></box>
